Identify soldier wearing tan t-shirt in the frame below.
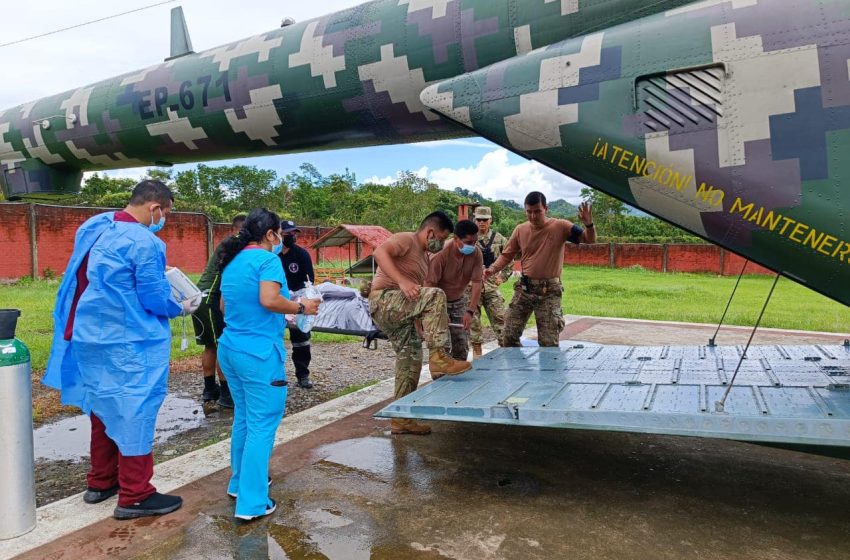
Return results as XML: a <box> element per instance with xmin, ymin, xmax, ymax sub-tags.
<box><xmin>369</xmin><ymin>212</ymin><xmax>472</xmax><ymax>436</ymax></box>
<box><xmin>485</xmin><ymin>192</ymin><xmax>596</xmax><ymax>347</ymax></box>
<box><xmin>425</xmin><ymin>219</ymin><xmax>484</xmax><ymax>361</ymax></box>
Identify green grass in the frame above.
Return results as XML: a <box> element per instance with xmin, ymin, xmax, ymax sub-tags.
<box><xmin>4</xmin><ymin>276</ymin><xmax>204</xmax><ymax>372</ymax></box>
<box><xmin>328</xmin><ymin>379</ymin><xmax>381</xmax><ymax>399</ymax></box>
<box><xmin>494</xmin><ymin>266</ymin><xmax>849</xmax><ymax>333</ymax></box>
<box><xmin>6</xmin><ymin>266</ymin><xmax>847</xmax><ymax>372</ymax></box>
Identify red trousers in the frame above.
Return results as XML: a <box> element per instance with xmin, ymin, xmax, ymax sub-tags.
<box><xmin>87</xmin><ymin>414</ymin><xmax>155</xmax><ymax>507</ymax></box>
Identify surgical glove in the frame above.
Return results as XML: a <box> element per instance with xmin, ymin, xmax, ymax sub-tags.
<box><xmin>182</xmin><ymin>293</ymin><xmax>202</xmax><ymax>316</ymax></box>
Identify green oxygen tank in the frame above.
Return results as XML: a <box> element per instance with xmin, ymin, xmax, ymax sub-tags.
<box><xmin>0</xmin><ymin>309</ymin><xmax>36</xmax><ymax>540</ymax></box>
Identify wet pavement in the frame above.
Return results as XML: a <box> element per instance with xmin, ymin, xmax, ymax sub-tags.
<box><xmin>21</xmin><ymin>402</ymin><xmax>850</xmax><ymax>560</ymax></box>
<box><xmin>12</xmin><ymin>317</ymin><xmax>850</xmax><ymax>560</ymax></box>
<box><xmin>34</xmin><ymin>394</ymin><xmax>204</xmax><ymax>462</ymax></box>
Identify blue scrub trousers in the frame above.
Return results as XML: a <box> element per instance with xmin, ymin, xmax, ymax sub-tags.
<box><xmin>217</xmin><ymin>345</ymin><xmax>287</xmax><ymax>516</ymax></box>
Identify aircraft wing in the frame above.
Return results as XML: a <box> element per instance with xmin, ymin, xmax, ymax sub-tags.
<box><xmin>420</xmin><ymin>0</ymin><xmax>850</xmax><ymax>307</ymax></box>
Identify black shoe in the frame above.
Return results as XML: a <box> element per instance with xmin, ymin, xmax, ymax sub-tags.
<box><xmin>202</xmin><ymin>380</ymin><xmax>221</xmax><ymax>403</ymax></box>
<box><xmin>218</xmin><ymin>381</ymin><xmax>234</xmax><ymax>409</ymax></box>
<box><xmin>113</xmin><ymin>492</ymin><xmax>182</xmax><ymax>520</ymax></box>
<box><xmin>297</xmin><ymin>377</ymin><xmax>313</xmax><ymax>389</ymax></box>
<box><xmin>235</xmin><ymin>499</ymin><xmax>276</xmax><ymax>521</ymax></box>
<box><xmin>83</xmin><ymin>484</ymin><xmax>119</xmax><ymax>504</ymax></box>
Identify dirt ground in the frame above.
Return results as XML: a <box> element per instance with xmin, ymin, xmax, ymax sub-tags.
<box><xmin>33</xmin><ymin>330</ymin><xmax>498</xmax><ymax>507</ymax></box>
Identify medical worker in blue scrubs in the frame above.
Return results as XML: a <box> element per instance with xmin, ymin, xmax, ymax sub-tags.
<box><xmin>44</xmin><ymin>180</ymin><xmax>195</xmax><ymax>520</ymax></box>
<box><xmin>217</xmin><ymin>208</ymin><xmax>320</xmax><ymax>521</ymax></box>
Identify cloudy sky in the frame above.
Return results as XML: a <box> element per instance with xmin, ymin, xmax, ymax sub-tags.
<box><xmin>1</xmin><ymin>0</ymin><xmax>588</xmax><ymax>203</ymax></box>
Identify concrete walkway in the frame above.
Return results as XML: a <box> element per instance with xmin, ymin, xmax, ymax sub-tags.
<box><xmin>4</xmin><ymin>317</ymin><xmax>850</xmax><ymax>560</ymax></box>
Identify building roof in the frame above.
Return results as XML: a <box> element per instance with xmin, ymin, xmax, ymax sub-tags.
<box><xmin>310</xmin><ymin>224</ymin><xmax>392</xmax><ymax>249</ymax></box>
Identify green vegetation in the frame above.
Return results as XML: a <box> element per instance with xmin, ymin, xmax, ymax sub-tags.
<box><xmin>64</xmin><ymin>164</ymin><xmax>692</xmax><ymax>242</ymax></box>
<box><xmin>8</xmin><ymin>266</ymin><xmax>847</xmax><ymax>374</ymax></box>
<box><xmin>329</xmin><ymin>380</ymin><xmax>381</xmax><ymax>399</ymax></box>
<box><xmin>4</xmin><ymin>277</ymin><xmax>205</xmax><ymax>372</ymax></box>
<box><xmin>494</xmin><ymin>266</ymin><xmax>849</xmax><ymax>333</ymax></box>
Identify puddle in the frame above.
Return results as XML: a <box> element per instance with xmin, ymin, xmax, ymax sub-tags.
<box><xmin>270</xmin><ymin>509</ymin><xmax>371</xmax><ymax>560</ymax></box>
<box><xmin>34</xmin><ymin>394</ymin><xmax>205</xmax><ymax>461</ymax></box>
<box><xmin>315</xmin><ymin>436</ymin><xmax>437</xmax><ymax>494</ymax></box>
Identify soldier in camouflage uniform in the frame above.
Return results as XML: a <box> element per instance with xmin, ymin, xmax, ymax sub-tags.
<box><xmin>369</xmin><ymin>212</ymin><xmax>472</xmax><ymax>436</ymax></box>
<box><xmin>468</xmin><ymin>207</ymin><xmax>510</xmax><ymax>359</ymax></box>
<box><xmin>426</xmin><ymin>219</ymin><xmax>484</xmax><ymax>361</ymax></box>
<box><xmin>485</xmin><ymin>193</ymin><xmax>596</xmax><ymax>347</ymax></box>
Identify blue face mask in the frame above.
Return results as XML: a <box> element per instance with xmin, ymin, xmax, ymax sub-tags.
<box><xmin>148</xmin><ymin>207</ymin><xmax>165</xmax><ymax>233</ymax></box>
<box><xmin>459</xmin><ymin>243</ymin><xmax>475</xmax><ymax>256</ymax></box>
<box><xmin>271</xmin><ymin>233</ymin><xmax>283</xmax><ymax>255</ymax></box>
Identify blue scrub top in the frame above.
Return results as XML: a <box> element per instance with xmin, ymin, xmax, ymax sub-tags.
<box><xmin>219</xmin><ymin>247</ymin><xmax>290</xmax><ymax>362</ymax></box>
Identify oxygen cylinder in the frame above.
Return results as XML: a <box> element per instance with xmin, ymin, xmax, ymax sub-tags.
<box><xmin>0</xmin><ymin>309</ymin><xmax>36</xmax><ymax>539</ymax></box>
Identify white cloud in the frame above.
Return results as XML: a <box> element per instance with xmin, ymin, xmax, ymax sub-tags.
<box><xmin>364</xmin><ymin>150</ymin><xmax>588</xmax><ymax>204</ymax></box>
<box><xmin>427</xmin><ymin>149</ymin><xmax>587</xmax><ymax>203</ymax></box>
<box><xmin>411</xmin><ymin>139</ymin><xmax>495</xmax><ymax>149</ymax></box>
<box><xmin>82</xmin><ymin>168</ymin><xmax>149</xmax><ymax>183</ymax></box>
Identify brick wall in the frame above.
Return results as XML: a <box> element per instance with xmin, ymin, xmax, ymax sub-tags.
<box><xmin>667</xmin><ymin>245</ymin><xmax>722</xmax><ymax>274</ymax></box>
<box><xmin>0</xmin><ymin>202</ymin><xmax>778</xmax><ymax>280</ymax></box>
<box><xmin>565</xmin><ymin>243</ymin><xmax>611</xmax><ymax>267</ymax></box>
<box><xmin>615</xmin><ymin>244</ymin><xmax>665</xmax><ymax>272</ymax></box>
<box><xmin>0</xmin><ymin>203</ymin><xmax>32</xmax><ymax>279</ymax></box>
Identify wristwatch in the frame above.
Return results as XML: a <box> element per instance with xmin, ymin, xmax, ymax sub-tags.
<box><xmin>297</xmin><ymin>302</ymin><xmax>305</xmax><ymax>314</ymax></box>
<box><xmin>584</xmin><ymin>223</ymin><xmax>594</xmax><ymax>228</ymax></box>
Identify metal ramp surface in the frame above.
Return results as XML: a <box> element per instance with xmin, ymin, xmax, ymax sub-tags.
<box><xmin>376</xmin><ymin>344</ymin><xmax>850</xmax><ymax>447</ymax></box>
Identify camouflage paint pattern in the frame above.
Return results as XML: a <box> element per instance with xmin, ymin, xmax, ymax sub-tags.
<box><xmin>501</xmin><ymin>280</ymin><xmax>566</xmax><ymax>346</ymax></box>
<box><xmin>470</xmin><ymin>228</ymin><xmax>509</xmax><ymax>344</ymax></box>
<box><xmin>422</xmin><ymin>0</ymin><xmax>850</xmax><ymax>306</ymax></box>
<box><xmin>368</xmin><ymin>286</ymin><xmax>449</xmax><ymax>398</ymax></box>
<box><xmin>445</xmin><ymin>295</ymin><xmax>470</xmax><ymax>359</ymax></box>
<box><xmin>0</xmin><ymin>0</ymin><xmax>700</xmax><ymax>196</ymax></box>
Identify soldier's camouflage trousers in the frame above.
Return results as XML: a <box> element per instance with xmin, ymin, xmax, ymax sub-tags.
<box><xmin>470</xmin><ymin>280</ymin><xmax>506</xmax><ymax>345</ymax></box>
<box><xmin>445</xmin><ymin>296</ymin><xmax>470</xmax><ymax>360</ymax></box>
<box><xmin>501</xmin><ymin>281</ymin><xmax>565</xmax><ymax>348</ymax></box>
<box><xmin>369</xmin><ymin>288</ymin><xmax>450</xmax><ymax>399</ymax></box>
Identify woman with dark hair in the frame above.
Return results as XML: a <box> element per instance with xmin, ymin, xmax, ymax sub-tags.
<box><xmin>216</xmin><ymin>208</ymin><xmax>320</xmax><ymax>521</ymax></box>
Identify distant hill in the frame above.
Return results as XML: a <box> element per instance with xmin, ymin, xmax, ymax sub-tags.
<box><xmin>548</xmin><ymin>199</ymin><xmax>578</xmax><ymax>218</ymax></box>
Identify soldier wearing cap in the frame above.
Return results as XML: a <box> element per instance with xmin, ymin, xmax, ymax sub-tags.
<box><xmin>279</xmin><ymin>220</ymin><xmax>316</xmax><ymax>389</ymax></box>
<box><xmin>485</xmin><ymin>192</ymin><xmax>596</xmax><ymax>347</ymax></box>
<box><xmin>468</xmin><ymin>206</ymin><xmax>510</xmax><ymax>359</ymax></box>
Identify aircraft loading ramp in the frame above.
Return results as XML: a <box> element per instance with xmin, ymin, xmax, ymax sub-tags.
<box><xmin>378</xmin><ymin>343</ymin><xmax>850</xmax><ymax>447</ymax></box>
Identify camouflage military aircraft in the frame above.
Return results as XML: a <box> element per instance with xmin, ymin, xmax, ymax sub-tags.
<box><xmin>0</xmin><ymin>0</ymin><xmax>848</xmax><ymax>306</ymax></box>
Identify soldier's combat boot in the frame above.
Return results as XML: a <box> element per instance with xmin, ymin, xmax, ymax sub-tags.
<box><xmin>472</xmin><ymin>343</ymin><xmax>483</xmax><ymax>360</ymax></box>
<box><xmin>429</xmin><ymin>349</ymin><xmax>471</xmax><ymax>378</ymax></box>
<box><xmin>390</xmin><ymin>419</ymin><xmax>432</xmax><ymax>435</ymax></box>
<box><xmin>202</xmin><ymin>376</ymin><xmax>220</xmax><ymax>403</ymax></box>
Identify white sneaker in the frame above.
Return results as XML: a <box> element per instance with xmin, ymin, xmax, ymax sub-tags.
<box><xmin>235</xmin><ymin>499</ymin><xmax>276</xmax><ymax>521</ymax></box>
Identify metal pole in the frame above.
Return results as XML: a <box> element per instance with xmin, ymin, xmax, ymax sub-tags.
<box><xmin>715</xmin><ymin>274</ymin><xmax>780</xmax><ymax>412</ymax></box>
<box><xmin>709</xmin><ymin>259</ymin><xmax>748</xmax><ymax>347</ymax></box>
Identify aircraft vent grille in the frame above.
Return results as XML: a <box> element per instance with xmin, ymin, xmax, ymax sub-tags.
<box><xmin>637</xmin><ymin>67</ymin><xmax>724</xmax><ymax>133</ymax></box>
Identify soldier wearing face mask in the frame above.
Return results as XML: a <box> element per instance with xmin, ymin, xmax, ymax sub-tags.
<box><xmin>369</xmin><ymin>212</ymin><xmax>472</xmax><ymax>435</ymax></box>
<box><xmin>425</xmin><ymin>219</ymin><xmax>484</xmax><ymax>362</ymax></box>
<box><xmin>278</xmin><ymin>221</ymin><xmax>316</xmax><ymax>389</ymax></box>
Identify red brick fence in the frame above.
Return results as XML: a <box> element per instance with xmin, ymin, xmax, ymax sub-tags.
<box><xmin>564</xmin><ymin>243</ymin><xmax>773</xmax><ymax>275</ymax></box>
<box><xmin>0</xmin><ymin>203</ymin><xmax>772</xmax><ymax>280</ymax></box>
<box><xmin>0</xmin><ymin>203</ymin><xmax>362</xmax><ymax>279</ymax></box>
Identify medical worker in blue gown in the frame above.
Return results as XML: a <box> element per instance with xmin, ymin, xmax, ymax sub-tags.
<box><xmin>216</xmin><ymin>208</ymin><xmax>320</xmax><ymax>521</ymax></box>
<box><xmin>44</xmin><ymin>180</ymin><xmax>198</xmax><ymax>520</ymax></box>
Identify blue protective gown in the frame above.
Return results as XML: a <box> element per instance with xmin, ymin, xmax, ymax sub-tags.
<box><xmin>43</xmin><ymin>212</ymin><xmax>182</xmax><ymax>456</ymax></box>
